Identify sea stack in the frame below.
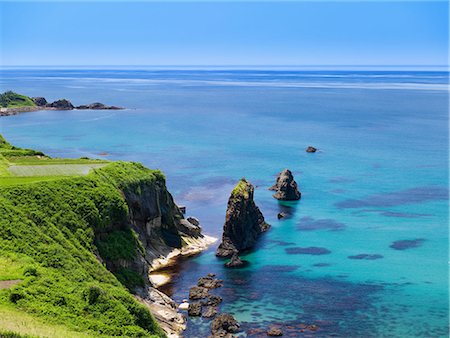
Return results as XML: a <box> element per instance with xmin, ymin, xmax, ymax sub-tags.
<box><xmin>269</xmin><ymin>169</ymin><xmax>301</xmax><ymax>201</ymax></box>
<box><xmin>216</xmin><ymin>179</ymin><xmax>270</xmax><ymax>259</ymax></box>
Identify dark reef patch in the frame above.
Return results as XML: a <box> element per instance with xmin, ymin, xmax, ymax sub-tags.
<box><xmin>354</xmin><ymin>209</ymin><xmax>432</xmax><ymax>218</ymax></box>
<box><xmin>390</xmin><ymin>238</ymin><xmax>426</xmax><ymax>250</ymax></box>
<box><xmin>199</xmin><ymin>176</ymin><xmax>237</xmax><ymax>189</ymax></box>
<box><xmin>348</xmin><ymin>254</ymin><xmax>383</xmax><ymax>260</ymax></box>
<box><xmin>169</xmin><ymin>254</ymin><xmax>389</xmax><ymax>338</ymax></box>
<box><xmin>313</xmin><ymin>263</ymin><xmax>331</xmax><ymax>267</ymax></box>
<box><xmin>258</xmin><ymin>265</ymin><xmax>300</xmax><ymax>273</ymax></box>
<box><xmin>328</xmin><ymin>177</ymin><xmax>355</xmax><ymax>183</ymax></box>
<box><xmin>297</xmin><ymin>216</ymin><xmax>346</xmax><ymax>231</ymax></box>
<box><xmin>285</xmin><ymin>247</ymin><xmax>331</xmax><ymax>255</ymax></box>
<box><xmin>335</xmin><ymin>186</ymin><xmax>448</xmax><ymax>209</ymax></box>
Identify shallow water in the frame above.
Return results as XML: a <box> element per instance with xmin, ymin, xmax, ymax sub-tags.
<box><xmin>0</xmin><ymin>69</ymin><xmax>448</xmax><ymax>337</ymax></box>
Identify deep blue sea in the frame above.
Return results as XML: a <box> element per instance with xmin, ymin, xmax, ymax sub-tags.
<box><xmin>0</xmin><ymin>68</ymin><xmax>448</xmax><ymax>337</ymax></box>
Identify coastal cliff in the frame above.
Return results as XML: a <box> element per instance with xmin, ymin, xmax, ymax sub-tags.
<box><xmin>216</xmin><ymin>179</ymin><xmax>270</xmax><ymax>260</ymax></box>
<box><xmin>0</xmin><ymin>138</ymin><xmax>213</xmax><ymax>337</ymax></box>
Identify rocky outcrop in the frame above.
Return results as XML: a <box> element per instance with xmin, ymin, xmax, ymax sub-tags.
<box><xmin>216</xmin><ymin>179</ymin><xmax>270</xmax><ymax>259</ymax></box>
<box><xmin>306</xmin><ymin>146</ymin><xmax>317</xmax><ymax>153</ymax></box>
<box><xmin>76</xmin><ymin>102</ymin><xmax>122</xmax><ymax>110</ymax></box>
<box><xmin>225</xmin><ymin>253</ymin><xmax>245</xmax><ymax>268</ymax></box>
<box><xmin>31</xmin><ymin>97</ymin><xmax>47</xmax><ymax>106</ymax></box>
<box><xmin>267</xmin><ymin>326</ymin><xmax>283</xmax><ymax>336</ymax></box>
<box><xmin>188</xmin><ymin>302</ymin><xmax>202</xmax><ymax>316</ymax></box>
<box><xmin>203</xmin><ymin>306</ymin><xmax>218</xmax><ymax>318</ymax></box>
<box><xmin>139</xmin><ymin>288</ymin><xmax>186</xmax><ymax>336</ymax></box>
<box><xmin>197</xmin><ymin>274</ymin><xmax>223</xmax><ymax>289</ymax></box>
<box><xmin>269</xmin><ymin>169</ymin><xmax>301</xmax><ymax>201</ymax></box>
<box><xmin>46</xmin><ymin>99</ymin><xmax>74</xmax><ymax>110</ymax></box>
<box><xmin>210</xmin><ymin>313</ymin><xmax>240</xmax><ymax>338</ymax></box>
<box><xmin>189</xmin><ymin>286</ymin><xmax>209</xmax><ymax>300</ymax></box>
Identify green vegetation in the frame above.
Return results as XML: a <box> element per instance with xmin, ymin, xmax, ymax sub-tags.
<box><xmin>0</xmin><ymin>136</ymin><xmax>108</xmax><ymax>187</ymax></box>
<box><xmin>231</xmin><ymin>178</ymin><xmax>251</xmax><ymax>198</ymax></box>
<box><xmin>0</xmin><ymin>91</ymin><xmax>36</xmax><ymax>108</ymax></box>
<box><xmin>0</xmin><ymin>135</ymin><xmax>166</xmax><ymax>337</ymax></box>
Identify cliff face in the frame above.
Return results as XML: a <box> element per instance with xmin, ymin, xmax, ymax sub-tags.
<box><xmin>92</xmin><ymin>163</ymin><xmax>212</xmax><ymax>336</ymax></box>
<box><xmin>216</xmin><ymin>179</ymin><xmax>270</xmax><ymax>258</ymax></box>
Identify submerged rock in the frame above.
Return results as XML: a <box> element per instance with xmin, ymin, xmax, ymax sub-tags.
<box><xmin>269</xmin><ymin>169</ymin><xmax>301</xmax><ymax>201</ymax></box>
<box><xmin>198</xmin><ymin>275</ymin><xmax>223</xmax><ymax>289</ymax></box>
<box><xmin>203</xmin><ymin>306</ymin><xmax>218</xmax><ymax>318</ymax></box>
<box><xmin>225</xmin><ymin>253</ymin><xmax>245</xmax><ymax>268</ymax></box>
<box><xmin>267</xmin><ymin>326</ymin><xmax>283</xmax><ymax>336</ymax></box>
<box><xmin>216</xmin><ymin>179</ymin><xmax>270</xmax><ymax>258</ymax></box>
<box><xmin>306</xmin><ymin>146</ymin><xmax>317</xmax><ymax>153</ymax></box>
<box><xmin>210</xmin><ymin>313</ymin><xmax>240</xmax><ymax>337</ymax></box>
<box><xmin>201</xmin><ymin>295</ymin><xmax>223</xmax><ymax>307</ymax></box>
<box><xmin>46</xmin><ymin>99</ymin><xmax>74</xmax><ymax>110</ymax></box>
<box><xmin>31</xmin><ymin>97</ymin><xmax>47</xmax><ymax>106</ymax></box>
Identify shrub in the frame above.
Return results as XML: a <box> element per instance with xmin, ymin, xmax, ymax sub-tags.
<box><xmin>23</xmin><ymin>265</ymin><xmax>38</xmax><ymax>277</ymax></box>
<box><xmin>85</xmin><ymin>285</ymin><xmax>105</xmax><ymax>305</ymax></box>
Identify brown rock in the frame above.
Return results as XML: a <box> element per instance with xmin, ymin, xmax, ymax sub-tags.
<box><xmin>210</xmin><ymin>313</ymin><xmax>240</xmax><ymax>336</ymax></box>
<box><xmin>269</xmin><ymin>169</ymin><xmax>301</xmax><ymax>201</ymax></box>
<box><xmin>189</xmin><ymin>286</ymin><xmax>209</xmax><ymax>300</ymax></box>
<box><xmin>188</xmin><ymin>302</ymin><xmax>202</xmax><ymax>316</ymax></box>
<box><xmin>202</xmin><ymin>306</ymin><xmax>218</xmax><ymax>318</ymax></box>
<box><xmin>267</xmin><ymin>326</ymin><xmax>283</xmax><ymax>336</ymax></box>
<box><xmin>216</xmin><ymin>179</ymin><xmax>270</xmax><ymax>257</ymax></box>
<box><xmin>225</xmin><ymin>253</ymin><xmax>245</xmax><ymax>268</ymax></box>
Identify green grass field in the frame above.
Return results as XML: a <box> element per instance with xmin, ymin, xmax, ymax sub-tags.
<box><xmin>0</xmin><ymin>143</ymin><xmax>108</xmax><ymax>186</ymax></box>
<box><xmin>8</xmin><ymin>163</ymin><xmax>107</xmax><ymax>177</ymax></box>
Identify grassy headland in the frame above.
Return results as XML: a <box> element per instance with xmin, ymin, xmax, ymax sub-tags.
<box><xmin>0</xmin><ymin>92</ymin><xmax>36</xmax><ymax>108</ymax></box>
<box><xmin>0</xmin><ymin>135</ymin><xmax>166</xmax><ymax>337</ymax></box>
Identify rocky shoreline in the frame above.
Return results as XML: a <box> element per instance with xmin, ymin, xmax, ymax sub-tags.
<box><xmin>0</xmin><ymin>93</ymin><xmax>123</xmax><ymax>116</ymax></box>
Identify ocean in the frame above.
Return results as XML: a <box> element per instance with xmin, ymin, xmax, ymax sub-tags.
<box><xmin>0</xmin><ymin>68</ymin><xmax>448</xmax><ymax>337</ymax></box>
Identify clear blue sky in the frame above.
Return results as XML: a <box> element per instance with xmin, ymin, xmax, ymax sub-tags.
<box><xmin>0</xmin><ymin>1</ymin><xmax>448</xmax><ymax>66</ymax></box>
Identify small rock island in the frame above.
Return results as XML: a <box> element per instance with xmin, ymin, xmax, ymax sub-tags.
<box><xmin>269</xmin><ymin>168</ymin><xmax>301</xmax><ymax>201</ymax></box>
<box><xmin>216</xmin><ymin>178</ymin><xmax>270</xmax><ymax>267</ymax></box>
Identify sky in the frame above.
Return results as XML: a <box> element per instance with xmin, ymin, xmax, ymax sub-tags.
<box><xmin>0</xmin><ymin>1</ymin><xmax>448</xmax><ymax>66</ymax></box>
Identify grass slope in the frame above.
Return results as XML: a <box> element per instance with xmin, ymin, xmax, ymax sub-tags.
<box><xmin>0</xmin><ymin>135</ymin><xmax>166</xmax><ymax>338</ymax></box>
<box><xmin>0</xmin><ymin>92</ymin><xmax>36</xmax><ymax>108</ymax></box>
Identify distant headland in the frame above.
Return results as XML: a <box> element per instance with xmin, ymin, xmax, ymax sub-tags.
<box><xmin>0</xmin><ymin>91</ymin><xmax>123</xmax><ymax>116</ymax></box>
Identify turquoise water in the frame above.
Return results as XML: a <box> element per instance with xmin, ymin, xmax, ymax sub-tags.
<box><xmin>0</xmin><ymin>69</ymin><xmax>448</xmax><ymax>337</ymax></box>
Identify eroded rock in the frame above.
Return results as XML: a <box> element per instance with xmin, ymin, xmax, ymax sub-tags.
<box><xmin>225</xmin><ymin>253</ymin><xmax>245</xmax><ymax>268</ymax></box>
<box><xmin>210</xmin><ymin>313</ymin><xmax>240</xmax><ymax>337</ymax></box>
<box><xmin>31</xmin><ymin>97</ymin><xmax>47</xmax><ymax>106</ymax></box>
<box><xmin>198</xmin><ymin>275</ymin><xmax>223</xmax><ymax>289</ymax></box>
<box><xmin>269</xmin><ymin>169</ymin><xmax>301</xmax><ymax>201</ymax></box>
<box><xmin>188</xmin><ymin>302</ymin><xmax>202</xmax><ymax>316</ymax></box>
<box><xmin>216</xmin><ymin>179</ymin><xmax>270</xmax><ymax>258</ymax></box>
<box><xmin>203</xmin><ymin>306</ymin><xmax>218</xmax><ymax>318</ymax></box>
<box><xmin>189</xmin><ymin>286</ymin><xmax>209</xmax><ymax>300</ymax></box>
<box><xmin>267</xmin><ymin>326</ymin><xmax>283</xmax><ymax>336</ymax></box>
<box><xmin>46</xmin><ymin>99</ymin><xmax>74</xmax><ymax>110</ymax></box>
